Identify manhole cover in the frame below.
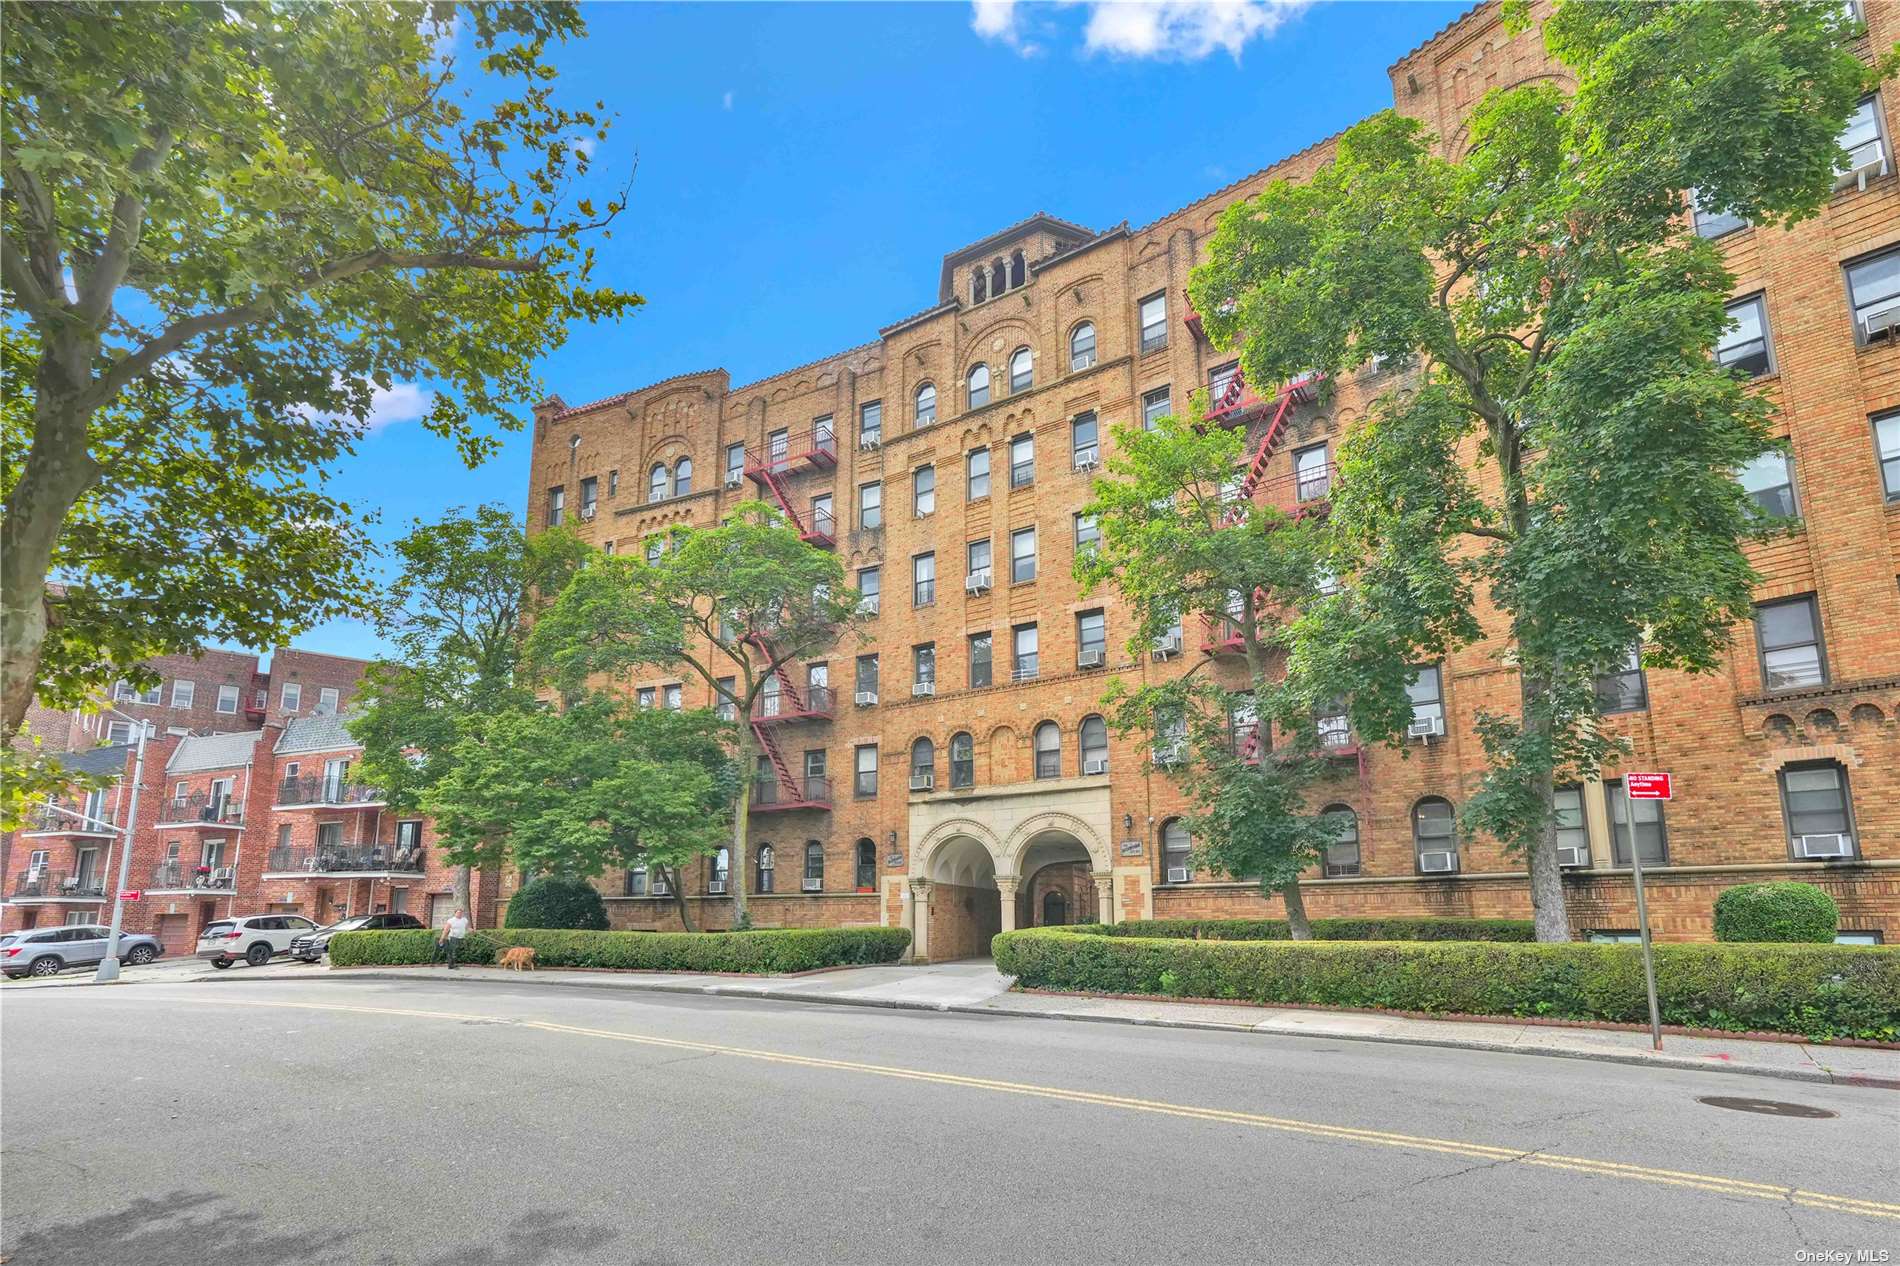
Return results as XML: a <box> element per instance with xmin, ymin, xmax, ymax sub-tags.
<box><xmin>1697</xmin><ymin>1096</ymin><xmax>1837</xmax><ymax>1119</ymax></box>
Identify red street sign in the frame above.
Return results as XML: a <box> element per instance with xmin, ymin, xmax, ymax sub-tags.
<box><xmin>121</xmin><ymin>890</ymin><xmax>142</xmax><ymax>902</ymax></box>
<box><xmin>1625</xmin><ymin>772</ymin><xmax>1673</xmax><ymax>801</ymax></box>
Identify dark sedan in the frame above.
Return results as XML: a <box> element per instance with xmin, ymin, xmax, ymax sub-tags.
<box><xmin>289</xmin><ymin>911</ymin><xmax>424</xmax><ymax>962</ymax></box>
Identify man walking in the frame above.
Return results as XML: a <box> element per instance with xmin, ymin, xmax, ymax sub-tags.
<box><xmin>436</xmin><ymin>907</ymin><xmax>471</xmax><ymax>969</ymax></box>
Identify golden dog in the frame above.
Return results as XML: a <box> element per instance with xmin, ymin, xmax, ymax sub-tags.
<box><xmin>498</xmin><ymin>945</ymin><xmax>538</xmax><ymax>971</ymax></box>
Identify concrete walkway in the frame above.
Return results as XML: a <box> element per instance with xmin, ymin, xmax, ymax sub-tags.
<box><xmin>292</xmin><ymin>959</ymin><xmax>1900</xmax><ymax>1090</ymax></box>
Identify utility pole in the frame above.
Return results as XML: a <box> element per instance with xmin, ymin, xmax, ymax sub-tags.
<box><xmin>94</xmin><ymin>710</ymin><xmax>150</xmax><ymax>983</ymax></box>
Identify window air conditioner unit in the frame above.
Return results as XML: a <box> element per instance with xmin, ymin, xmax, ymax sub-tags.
<box><xmin>859</xmin><ymin>435</ymin><xmax>881</xmax><ymax>451</ymax></box>
<box><xmin>859</xmin><ymin>596</ymin><xmax>881</xmax><ymax>615</ymax></box>
<box><xmin>1861</xmin><ymin>300</ymin><xmax>1900</xmax><ymax>343</ymax></box>
<box><xmin>723</xmin><ymin>472</ymin><xmax>744</xmax><ymax>489</ymax></box>
<box><xmin>912</xmin><ymin>681</ymin><xmax>936</xmax><ymax>698</ymax></box>
<box><xmin>578</xmin><ymin>506</ymin><xmax>596</xmax><ymax>521</ymax></box>
<box><xmin>707</xmin><ymin>880</ymin><xmax>727</xmax><ymax>895</ymax></box>
<box><xmin>1165</xmin><ymin>866</ymin><xmax>1191</xmax><ymax>884</ymax></box>
<box><xmin>1151</xmin><ymin>633</ymin><xmax>1183</xmax><ymax>661</ymax></box>
<box><xmin>965</xmin><ymin>572</ymin><xmax>992</xmax><ymax>595</ymax></box>
<box><xmin>1557</xmin><ymin>846</ymin><xmax>1589</xmax><ymax>868</ymax></box>
<box><xmin>652</xmin><ymin>879</ymin><xmax>672</xmax><ymax>896</ymax></box>
<box><xmin>1073</xmin><ymin>453</ymin><xmax>1099</xmax><ymax>472</ymax></box>
<box><xmin>1408</xmin><ymin>716</ymin><xmax>1446</xmax><ymax>740</ymax></box>
<box><xmin>1838</xmin><ymin>138</ymin><xmax>1888</xmax><ymax>192</ymax></box>
<box><xmin>1795</xmin><ymin>833</ymin><xmax>1852</xmax><ymax>859</ymax></box>
<box><xmin>802</xmin><ymin>877</ymin><xmax>823</xmax><ymax>892</ymax></box>
<box><xmin>1077</xmin><ymin>649</ymin><xmax>1106</xmax><ymax>669</ymax></box>
<box><xmin>854</xmin><ymin>690</ymin><xmax>879</xmax><ymax>707</ymax></box>
<box><xmin>1152</xmin><ymin>744</ymin><xmax>1186</xmax><ymax>766</ymax></box>
<box><xmin>1083</xmin><ymin>757</ymin><xmax>1110</xmax><ymax>775</ymax></box>
<box><xmin>1418</xmin><ymin>850</ymin><xmax>1458</xmax><ymax>874</ymax></box>
<box><xmin>909</xmin><ymin>773</ymin><xmax>935</xmax><ymax>791</ymax></box>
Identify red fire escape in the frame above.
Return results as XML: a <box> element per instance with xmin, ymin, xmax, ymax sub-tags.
<box><xmin>742</xmin><ymin>634</ymin><xmax>834</xmax><ymax>814</ymax></box>
<box><xmin>744</xmin><ymin>423</ymin><xmax>838</xmax><ymax>547</ymax></box>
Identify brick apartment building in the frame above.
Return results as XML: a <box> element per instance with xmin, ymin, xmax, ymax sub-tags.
<box><xmin>524</xmin><ymin>0</ymin><xmax>1900</xmax><ymax>955</ymax></box>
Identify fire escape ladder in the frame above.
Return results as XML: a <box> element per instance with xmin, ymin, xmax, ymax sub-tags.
<box><xmin>1237</xmin><ymin>389</ymin><xmax>1298</xmax><ymax>501</ymax></box>
<box><xmin>749</xmin><ymin>463</ymin><xmax>808</xmax><ymax>536</ymax></box>
<box><xmin>750</xmin><ymin>719</ymin><xmax>800</xmax><ymax>797</ymax></box>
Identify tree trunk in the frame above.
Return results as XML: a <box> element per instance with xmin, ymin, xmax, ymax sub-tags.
<box><xmin>1281</xmin><ymin>879</ymin><xmax>1313</xmax><ymax>939</ymax></box>
<box><xmin>729</xmin><ymin>726</ymin><xmax>754</xmax><ymax>930</ymax></box>
<box><xmin>1519</xmin><ymin>675</ymin><xmax>1572</xmax><ymax>943</ymax></box>
<box><xmin>454</xmin><ymin>864</ymin><xmax>474</xmax><ymax>925</ymax></box>
<box><xmin>660</xmin><ymin>863</ymin><xmax>696</xmax><ymax>931</ymax></box>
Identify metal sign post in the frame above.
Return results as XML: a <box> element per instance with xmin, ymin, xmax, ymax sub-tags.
<box><xmin>1624</xmin><ymin>772</ymin><xmax>1673</xmax><ymax>1051</ymax></box>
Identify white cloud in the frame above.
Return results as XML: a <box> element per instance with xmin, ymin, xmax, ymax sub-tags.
<box><xmin>722</xmin><ymin>90</ymin><xmax>734</xmax><ymax>111</ymax></box>
<box><xmin>362</xmin><ymin>382</ymin><xmax>434</xmax><ymax>432</ymax></box>
<box><xmin>567</xmin><ymin>132</ymin><xmax>598</xmax><ymax>158</ymax></box>
<box><xmin>972</xmin><ymin>0</ymin><xmax>1020</xmax><ymax>41</ymax></box>
<box><xmin>973</xmin><ymin>0</ymin><xmax>1303</xmax><ymax>62</ymax></box>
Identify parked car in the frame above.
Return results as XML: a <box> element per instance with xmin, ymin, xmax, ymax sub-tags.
<box><xmin>3</xmin><ymin>925</ymin><xmax>164</xmax><ymax>979</ymax></box>
<box><xmin>197</xmin><ymin>914</ymin><xmax>319</xmax><ymax>968</ymax></box>
<box><xmin>289</xmin><ymin>912</ymin><xmax>424</xmax><ymax>962</ymax></box>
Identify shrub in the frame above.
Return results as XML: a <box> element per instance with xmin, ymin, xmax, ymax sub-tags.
<box><xmin>990</xmin><ymin>927</ymin><xmax>1900</xmax><ymax>1042</ymax></box>
<box><xmin>1098</xmin><ymin>917</ymin><xmax>1535</xmax><ymax>942</ymax></box>
<box><xmin>331</xmin><ymin>925</ymin><xmax>912</xmax><ymax>973</ymax></box>
<box><xmin>1713</xmin><ymin>882</ymin><xmax>1839</xmax><ymax>943</ymax></box>
<box><xmin>505</xmin><ymin>875</ymin><xmax>610</xmax><ymax>930</ymax></box>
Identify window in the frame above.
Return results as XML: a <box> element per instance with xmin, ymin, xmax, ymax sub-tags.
<box><xmin>1209</xmin><ymin>360</ymin><xmax>1243</xmax><ymax>409</ymax></box>
<box><xmin>1073</xmin><ymin>513</ymin><xmax>1100</xmax><ymax>557</ymax></box>
<box><xmin>1835</xmin><ymin>94</ymin><xmax>1889</xmax><ymax>188</ymax></box>
<box><xmin>1321</xmin><ymin>806</ymin><xmax>1360</xmax><ymax>877</ymax></box>
<box><xmin>913</xmin><ymin>643</ymin><xmax>936</xmax><ymax>688</ymax></box>
<box><xmin>1689</xmin><ymin>188</ymin><xmax>1746</xmax><ymax>239</ymax></box>
<box><xmin>915</xmin><ymin>382</ymin><xmax>937</xmax><ymax>426</ymax></box>
<box><xmin>171</xmin><ymin>680</ymin><xmax>195</xmax><ymax>709</ymax></box>
<box><xmin>1554</xmin><ymin>786</ymin><xmax>1589</xmax><ymax>864</ymax></box>
<box><xmin>1592</xmin><ymin>647</ymin><xmax>1648</xmax><ymax>713</ymax></box>
<box><xmin>1161</xmin><ymin>820</ymin><xmax>1191</xmax><ymax>881</ymax></box>
<box><xmin>968</xmin><ymin>632</ymin><xmax>992</xmax><ymax>689</ymax></box>
<box><xmin>1294</xmin><ymin>442</ymin><xmax>1331</xmax><ymax>501</ymax></box>
<box><xmin>756</xmin><ymin>844</ymin><xmax>775</xmax><ymax>894</ymax></box>
<box><xmin>282</xmin><ymin>682</ymin><xmax>302</xmax><ymax>712</ymax></box>
<box><xmin>315</xmin><ymin>686</ymin><xmax>339</xmax><ymax>714</ymax></box>
<box><xmin>856</xmin><ymin>654</ymin><xmax>879</xmax><ymax>700</ymax></box>
<box><xmin>1413</xmin><ymin>798</ymin><xmax>1458</xmax><ymax>871</ymax></box>
<box><xmin>625</xmin><ymin>865</ymin><xmax>648</xmax><ymax>897</ymax></box>
<box><xmin>1076</xmin><ymin>610</ymin><xmax>1106</xmax><ymax>666</ymax></box>
<box><xmin>707</xmin><ymin>847</ymin><xmax>730</xmax><ymax>893</ymax></box>
<box><xmin>1139</xmin><ymin>292</ymin><xmax>1167</xmax><ymax>353</ymax></box>
<box><xmin>673</xmin><ymin>457</ymin><xmax>693</xmax><ymax>496</ymax></box>
<box><xmin>580</xmin><ymin>475</ymin><xmax>598</xmax><ymax>518</ymax></box>
<box><xmin>855</xmin><ymin>840</ymin><xmax>877</xmax><ymax>889</ymax></box>
<box><xmin>1009</xmin><ymin>347</ymin><xmax>1033</xmax><ymax>393</ymax></box>
<box><xmin>636</xmin><ymin>686</ymin><xmax>656</xmax><ymax>710</ymax></box>
<box><xmin>1142</xmin><ymin>386</ymin><xmax>1171</xmax><ymax>430</ymax></box>
<box><xmin>913</xmin><ymin>465</ymin><xmax>936</xmax><ymax>516</ymax></box>
<box><xmin>547</xmin><ymin>486</ymin><xmax>565</xmax><ymax>526</ymax></box>
<box><xmin>725</xmin><ymin>443</ymin><xmax>745</xmax><ymax>486</ymax></box>
<box><xmin>1845</xmin><ymin>246</ymin><xmax>1900</xmax><ymax>345</ymax></box>
<box><xmin>912</xmin><ymin>552</ymin><xmax>937</xmax><ymax>606</ymax></box>
<box><xmin>1738</xmin><ymin>446</ymin><xmax>1798</xmax><ymax>519</ymax></box>
<box><xmin>1875</xmin><ymin>411</ymin><xmax>1900</xmax><ymax>499</ymax></box>
<box><xmin>1007</xmin><ymin>433</ymin><xmax>1036</xmax><ymax>489</ymax></box>
<box><xmin>950</xmin><ymin>732</ymin><xmax>975</xmax><ymax>788</ymax></box>
<box><xmin>106</xmin><ymin>720</ymin><xmax>134</xmax><ymax>743</ymax></box>
<box><xmin>646</xmin><ymin>537</ymin><xmax>664</xmax><ymax>565</ymax></box>
<box><xmin>1033</xmin><ymin>722</ymin><xmax>1061</xmax><ymax>779</ymax></box>
<box><xmin>1608</xmin><ymin>781</ymin><xmax>1668</xmax><ymax>866</ymax></box>
<box><xmin>1071</xmin><ymin>412</ymin><xmax>1099</xmax><ymax>468</ymax></box>
<box><xmin>854</xmin><ymin>744</ymin><xmax>878</xmax><ymax>797</ymax></box>
<box><xmin>809</xmin><ymin>493</ymin><xmax>835</xmax><ymax>539</ymax></box>
<box><xmin>1716</xmin><ymin>295</ymin><xmax>1772</xmax><ymax>376</ymax></box>
<box><xmin>910</xmin><ymin>737</ymin><xmax>935</xmax><ymax>787</ymax></box>
<box><xmin>1780</xmin><ymin>762</ymin><xmax>1857</xmax><ymax>858</ymax></box>
<box><xmin>216</xmin><ymin>684</ymin><xmax>239</xmax><ymax>714</ymax></box>
<box><xmin>1079</xmin><ymin>715</ymin><xmax>1108</xmax><ymax>775</ymax></box>
<box><xmin>861</xmin><ymin>400</ymin><xmax>882</xmax><ymax>447</ymax></box>
<box><xmin>966</xmin><ymin>538</ymin><xmax>992</xmax><ymax>585</ymax></box>
<box><xmin>649</xmin><ymin>463</ymin><xmax>670</xmax><ymax>502</ymax></box>
<box><xmin>769</xmin><ymin>429</ymin><xmax>789</xmax><ymax>466</ymax></box>
<box><xmin>804</xmin><ymin>841</ymin><xmax>825</xmax><ymax>890</ymax></box>
<box><xmin>1315</xmin><ymin>697</ymin><xmax>1350</xmax><ymax>749</ymax></box>
<box><xmin>715</xmin><ymin>676</ymin><xmax>736</xmax><ymax>722</ymax></box>
<box><xmin>857</xmin><ymin>567</ymin><xmax>880</xmax><ymax>615</ymax></box>
<box><xmin>1406</xmin><ymin>666</ymin><xmax>1444</xmax><ymax>734</ymax></box>
<box><xmin>1010</xmin><ymin>526</ymin><xmax>1037</xmax><ymax>583</ymax></box>
<box><xmin>1070</xmin><ymin>322</ymin><xmax>1096</xmax><ymax>371</ymax></box>
<box><xmin>608</xmin><ymin>469</ymin><xmax>619</xmax><ymax>497</ymax></box>
<box><xmin>663</xmin><ymin>684</ymin><xmax>682</xmax><ymax>711</ymax></box>
<box><xmin>1755</xmin><ymin>595</ymin><xmax>1826</xmax><ymax>690</ymax></box>
<box><xmin>968</xmin><ymin>364</ymin><xmax>991</xmax><ymax>408</ymax></box>
<box><xmin>1012</xmin><ymin>623</ymin><xmax>1038</xmax><ymax>682</ymax></box>
<box><xmin>859</xmin><ymin>481</ymin><xmax>882</xmax><ymax>530</ymax></box>
<box><xmin>967</xmin><ymin>448</ymin><xmax>991</xmax><ymax>500</ymax></box>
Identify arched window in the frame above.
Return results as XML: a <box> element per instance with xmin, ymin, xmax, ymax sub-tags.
<box><xmin>1033</xmin><ymin>721</ymin><xmax>1061</xmax><ymax>780</ymax></box>
<box><xmin>1161</xmin><ymin>819</ymin><xmax>1192</xmax><ymax>882</ymax></box>
<box><xmin>855</xmin><ymin>839</ymin><xmax>877</xmax><ymax>889</ymax></box>
<box><xmin>803</xmin><ymin>841</ymin><xmax>825</xmax><ymax>891</ymax></box>
<box><xmin>950</xmin><ymin>731</ymin><xmax>975</xmax><ymax>788</ymax></box>
<box><xmin>1009</xmin><ymin>346</ymin><xmax>1033</xmax><ymax>393</ymax></box>
<box><xmin>910</xmin><ymin>736</ymin><xmax>935</xmax><ymax>790</ymax></box>
<box><xmin>1009</xmin><ymin>250</ymin><xmax>1026</xmax><ymax>289</ymax></box>
<box><xmin>991</xmin><ymin>259</ymin><xmax>1007</xmax><ymax>295</ymax></box>
<box><xmin>967</xmin><ymin>364</ymin><xmax>991</xmax><ymax>409</ymax></box>
<box><xmin>915</xmin><ymin>382</ymin><xmax>937</xmax><ymax>426</ymax></box>
<box><xmin>756</xmin><ymin>843</ymin><xmax>775</xmax><ymax>894</ymax></box>
<box><xmin>648</xmin><ymin>462</ymin><xmax>669</xmax><ymax>503</ymax></box>
<box><xmin>1070</xmin><ymin>322</ymin><xmax>1096</xmax><ymax>371</ymax></box>
<box><xmin>709</xmin><ymin>846</ymin><xmax>730</xmax><ymax>893</ymax></box>
<box><xmin>1079</xmin><ymin>714</ymin><xmax>1108</xmax><ymax>775</ymax></box>
<box><xmin>1042</xmin><ymin>889</ymin><xmax>1067</xmax><ymax>926</ymax></box>
<box><xmin>1413</xmin><ymin>798</ymin><xmax>1458</xmax><ymax>872</ymax></box>
<box><xmin>972</xmin><ymin>270</ymin><xmax>987</xmax><ymax>304</ymax></box>
<box><xmin>673</xmin><ymin>456</ymin><xmax>693</xmax><ymax>496</ymax></box>
<box><xmin>1320</xmin><ymin>805</ymin><xmax>1360</xmax><ymax>878</ymax></box>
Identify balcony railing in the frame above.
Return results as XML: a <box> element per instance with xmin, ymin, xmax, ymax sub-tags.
<box><xmin>264</xmin><ymin>844</ymin><xmax>425</xmax><ymax>874</ymax></box>
<box><xmin>157</xmin><ymin>792</ymin><xmax>244</xmax><ymax>827</ymax></box>
<box><xmin>755</xmin><ymin>685</ymin><xmax>836</xmax><ymax>723</ymax></box>
<box><xmin>751</xmin><ymin>776</ymin><xmax>833</xmax><ymax>812</ymax></box>
<box><xmin>275</xmin><ymin>776</ymin><xmax>384</xmax><ymax>807</ymax></box>
<box><xmin>27</xmin><ymin>803</ymin><xmax>116</xmax><ymax>834</ymax></box>
<box><xmin>11</xmin><ymin>868</ymin><xmax>107</xmax><ymax>899</ymax></box>
<box><xmin>150</xmin><ymin>861</ymin><xmax>236</xmax><ymax>892</ymax></box>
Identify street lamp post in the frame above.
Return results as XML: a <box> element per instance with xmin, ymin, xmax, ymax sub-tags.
<box><xmin>94</xmin><ymin>707</ymin><xmax>150</xmax><ymax>983</ymax></box>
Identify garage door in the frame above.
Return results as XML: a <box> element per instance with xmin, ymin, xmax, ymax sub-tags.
<box><xmin>429</xmin><ymin>894</ymin><xmax>455</xmax><ymax>928</ymax></box>
<box><xmin>155</xmin><ymin>914</ymin><xmax>191</xmax><ymax>956</ymax></box>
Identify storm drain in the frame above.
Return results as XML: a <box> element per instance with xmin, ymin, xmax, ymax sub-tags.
<box><xmin>1696</xmin><ymin>1096</ymin><xmax>1837</xmax><ymax>1119</ymax></box>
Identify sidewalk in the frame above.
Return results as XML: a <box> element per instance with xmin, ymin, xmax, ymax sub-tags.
<box><xmin>309</xmin><ymin>959</ymin><xmax>1900</xmax><ymax>1090</ymax></box>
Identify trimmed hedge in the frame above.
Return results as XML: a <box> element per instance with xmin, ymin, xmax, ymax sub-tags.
<box><xmin>505</xmin><ymin>875</ymin><xmax>610</xmax><ymax>930</ymax></box>
<box><xmin>1714</xmin><ymin>882</ymin><xmax>1839</xmax><ymax>944</ymax></box>
<box><xmin>1101</xmin><ymin>917</ymin><xmax>1535</xmax><ymax>943</ymax></box>
<box><xmin>991</xmin><ymin>927</ymin><xmax>1900</xmax><ymax>1042</ymax></box>
<box><xmin>330</xmin><ymin>925</ymin><xmax>912</xmax><ymax>974</ymax></box>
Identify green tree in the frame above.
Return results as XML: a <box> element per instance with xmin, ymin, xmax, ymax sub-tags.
<box><xmin>1</xmin><ymin>1</ymin><xmax>640</xmax><ymax>765</ymax></box>
<box><xmin>1189</xmin><ymin>0</ymin><xmax>1885</xmax><ymax>940</ymax></box>
<box><xmin>350</xmin><ymin>505</ymin><xmax>589</xmax><ymax>915</ymax></box>
<box><xmin>433</xmin><ymin>697</ymin><xmax>735</xmax><ymax>931</ymax></box>
<box><xmin>527</xmin><ymin>502</ymin><xmax>866</xmax><ymax>928</ymax></box>
<box><xmin>1080</xmin><ymin>412</ymin><xmax>1341</xmax><ymax>937</ymax></box>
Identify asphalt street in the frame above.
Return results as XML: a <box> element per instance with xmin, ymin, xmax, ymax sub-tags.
<box><xmin>2</xmin><ymin>974</ymin><xmax>1896</xmax><ymax>1266</ymax></box>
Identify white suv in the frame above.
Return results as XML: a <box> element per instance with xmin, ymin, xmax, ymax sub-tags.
<box><xmin>197</xmin><ymin>914</ymin><xmax>318</xmax><ymax>969</ymax></box>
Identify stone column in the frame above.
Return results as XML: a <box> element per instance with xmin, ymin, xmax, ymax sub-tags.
<box><xmin>909</xmin><ymin>880</ymin><xmax>931</xmax><ymax>962</ymax></box>
<box><xmin>995</xmin><ymin>877</ymin><xmax>1020</xmax><ymax>933</ymax></box>
<box><xmin>1093</xmin><ymin>873</ymin><xmax>1114</xmax><ymax>925</ymax></box>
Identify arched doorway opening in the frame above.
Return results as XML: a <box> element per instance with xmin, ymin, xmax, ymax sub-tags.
<box><xmin>923</xmin><ymin>833</ymin><xmax>1001</xmax><ymax>961</ymax></box>
<box><xmin>1017</xmin><ymin>831</ymin><xmax>1095</xmax><ymax>929</ymax></box>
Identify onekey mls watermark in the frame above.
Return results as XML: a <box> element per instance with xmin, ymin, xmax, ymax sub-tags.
<box><xmin>1794</xmin><ymin>1251</ymin><xmax>1892</xmax><ymax>1264</ymax></box>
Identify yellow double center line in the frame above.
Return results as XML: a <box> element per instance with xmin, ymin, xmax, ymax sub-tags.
<box><xmin>159</xmin><ymin>995</ymin><xmax>1900</xmax><ymax>1223</ymax></box>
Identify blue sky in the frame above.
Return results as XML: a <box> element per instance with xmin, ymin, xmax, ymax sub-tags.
<box><xmin>300</xmin><ymin>0</ymin><xmax>1465</xmax><ymax>661</ymax></box>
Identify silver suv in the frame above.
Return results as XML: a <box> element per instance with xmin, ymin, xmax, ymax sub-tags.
<box><xmin>197</xmin><ymin>914</ymin><xmax>318</xmax><ymax>969</ymax></box>
<box><xmin>2</xmin><ymin>925</ymin><xmax>163</xmax><ymax>979</ymax></box>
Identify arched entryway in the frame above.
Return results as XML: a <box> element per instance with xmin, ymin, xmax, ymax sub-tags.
<box><xmin>1015</xmin><ymin>830</ymin><xmax>1094</xmax><ymax>929</ymax></box>
<box><xmin>907</xmin><ymin>813</ymin><xmax>1115</xmax><ymax>960</ymax></box>
<box><xmin>919</xmin><ymin>833</ymin><xmax>1001</xmax><ymax>961</ymax></box>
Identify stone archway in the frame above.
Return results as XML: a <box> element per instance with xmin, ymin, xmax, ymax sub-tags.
<box><xmin>912</xmin><ymin>831</ymin><xmax>1002</xmax><ymax>962</ymax></box>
